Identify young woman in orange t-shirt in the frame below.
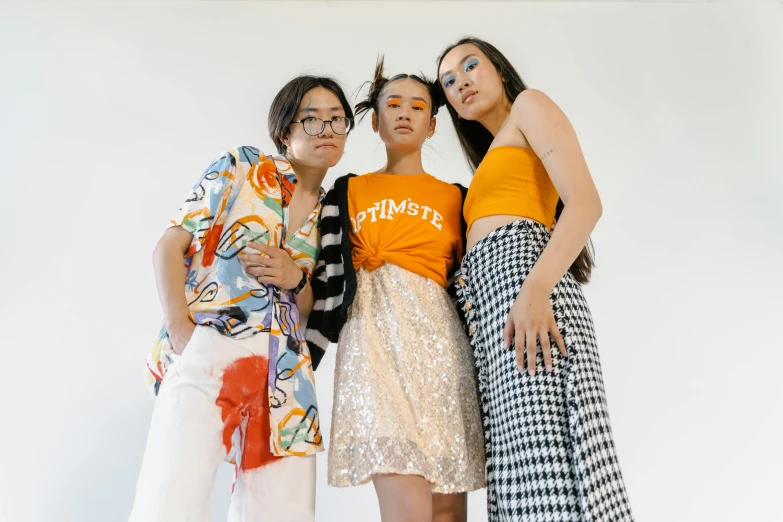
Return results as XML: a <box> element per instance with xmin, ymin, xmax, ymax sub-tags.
<box><xmin>306</xmin><ymin>58</ymin><xmax>485</xmax><ymax>521</ymax></box>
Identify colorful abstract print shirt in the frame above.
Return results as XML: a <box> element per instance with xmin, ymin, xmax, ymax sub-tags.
<box><xmin>146</xmin><ymin>145</ymin><xmax>324</xmax><ymax>456</ymax></box>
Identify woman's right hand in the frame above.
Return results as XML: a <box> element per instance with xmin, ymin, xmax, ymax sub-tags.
<box><xmin>168</xmin><ymin>319</ymin><xmax>196</xmax><ymax>355</ymax></box>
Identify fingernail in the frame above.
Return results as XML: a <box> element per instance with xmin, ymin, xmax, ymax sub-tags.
<box><xmin>546</xmin><ymin>365</ymin><xmax>553</xmax><ymax>371</ymax></box>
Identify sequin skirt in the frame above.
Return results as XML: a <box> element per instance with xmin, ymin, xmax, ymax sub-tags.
<box><xmin>328</xmin><ymin>262</ymin><xmax>486</xmax><ymax>493</ymax></box>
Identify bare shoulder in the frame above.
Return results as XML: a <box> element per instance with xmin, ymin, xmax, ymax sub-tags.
<box><xmin>510</xmin><ymin>89</ymin><xmax>570</xmax><ymax>129</ymax></box>
<box><xmin>512</xmin><ymin>89</ymin><xmax>558</xmax><ymax>113</ymax></box>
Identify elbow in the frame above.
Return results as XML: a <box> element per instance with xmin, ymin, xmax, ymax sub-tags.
<box><xmin>152</xmin><ymin>237</ymin><xmax>163</xmax><ymax>265</ymax></box>
<box><xmin>152</xmin><ymin>234</ymin><xmax>172</xmax><ymax>267</ymax></box>
<box><xmin>585</xmin><ymin>198</ymin><xmax>602</xmax><ymax>230</ymax></box>
<box><xmin>563</xmin><ymin>192</ymin><xmax>602</xmax><ymax>225</ymax></box>
<box><xmin>584</xmin><ymin>187</ymin><xmax>602</xmax><ymax>224</ymax></box>
<box><xmin>594</xmin><ymin>194</ymin><xmax>603</xmax><ymax>222</ymax></box>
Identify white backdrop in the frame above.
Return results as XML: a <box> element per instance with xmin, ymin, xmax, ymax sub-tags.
<box><xmin>1</xmin><ymin>1</ymin><xmax>781</xmax><ymax>521</ymax></box>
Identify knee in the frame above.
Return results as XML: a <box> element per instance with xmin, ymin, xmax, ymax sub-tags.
<box><xmin>393</xmin><ymin>495</ymin><xmax>431</xmax><ymax>522</ymax></box>
<box><xmin>374</xmin><ymin>474</ymin><xmax>432</xmax><ymax>522</ymax></box>
<box><xmin>432</xmin><ymin>493</ymin><xmax>467</xmax><ymax>522</ymax></box>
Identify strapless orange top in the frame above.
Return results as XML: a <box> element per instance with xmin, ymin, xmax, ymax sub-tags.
<box><xmin>464</xmin><ymin>146</ymin><xmax>559</xmax><ymax>234</ymax></box>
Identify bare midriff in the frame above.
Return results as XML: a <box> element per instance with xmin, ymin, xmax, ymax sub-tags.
<box><xmin>466</xmin><ymin>214</ymin><xmax>543</xmax><ymax>252</ymax></box>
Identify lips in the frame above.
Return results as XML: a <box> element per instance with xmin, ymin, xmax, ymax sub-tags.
<box><xmin>317</xmin><ymin>142</ymin><xmax>337</xmax><ymax>149</ymax></box>
<box><xmin>461</xmin><ymin>90</ymin><xmax>477</xmax><ymax>104</ymax></box>
<box><xmin>394</xmin><ymin>124</ymin><xmax>413</xmax><ymax>132</ymax></box>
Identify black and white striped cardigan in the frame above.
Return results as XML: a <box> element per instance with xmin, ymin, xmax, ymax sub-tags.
<box><xmin>305</xmin><ymin>173</ymin><xmax>469</xmax><ymax>370</ymax></box>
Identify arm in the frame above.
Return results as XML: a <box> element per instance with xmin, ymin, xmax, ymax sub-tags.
<box><xmin>304</xmin><ymin>183</ymin><xmax>348</xmax><ymax>370</ymax></box>
<box><xmin>504</xmin><ymin>89</ymin><xmax>601</xmax><ymax>376</ymax></box>
<box><xmin>152</xmin><ymin>226</ymin><xmax>196</xmax><ymax>354</ymax></box>
<box><xmin>159</xmin><ymin>148</ymin><xmax>240</xmax><ymax>353</ymax></box>
<box><xmin>304</xmin><ymin>256</ymin><xmax>330</xmax><ymax>370</ymax></box>
<box><xmin>293</xmin><ymin>280</ymin><xmax>314</xmax><ymax>319</ymax></box>
<box><xmin>513</xmin><ymin>89</ymin><xmax>602</xmax><ymax>294</ymax></box>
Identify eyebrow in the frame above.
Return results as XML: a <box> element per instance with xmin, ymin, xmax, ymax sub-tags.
<box><xmin>296</xmin><ymin>106</ymin><xmax>344</xmax><ymax>115</ymax></box>
<box><xmin>385</xmin><ymin>95</ymin><xmax>428</xmax><ymax>103</ymax></box>
<box><xmin>440</xmin><ymin>54</ymin><xmax>478</xmax><ymax>81</ymax></box>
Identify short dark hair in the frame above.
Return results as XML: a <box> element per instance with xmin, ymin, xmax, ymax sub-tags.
<box><xmin>355</xmin><ymin>55</ymin><xmax>443</xmax><ymax>121</ymax></box>
<box><xmin>268</xmin><ymin>75</ymin><xmax>355</xmax><ymax>155</ymax></box>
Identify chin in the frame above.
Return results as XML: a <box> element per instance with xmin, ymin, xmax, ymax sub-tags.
<box><xmin>390</xmin><ymin>139</ymin><xmax>425</xmax><ymax>151</ymax></box>
<box><xmin>458</xmin><ymin>105</ymin><xmax>485</xmax><ymax>122</ymax></box>
<box><xmin>315</xmin><ymin>149</ymin><xmax>343</xmax><ymax>167</ymax></box>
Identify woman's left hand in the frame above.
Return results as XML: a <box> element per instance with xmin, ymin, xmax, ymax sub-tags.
<box><xmin>504</xmin><ymin>283</ymin><xmax>567</xmax><ymax>376</ymax></box>
<box><xmin>239</xmin><ymin>242</ymin><xmax>303</xmax><ymax>290</ymax></box>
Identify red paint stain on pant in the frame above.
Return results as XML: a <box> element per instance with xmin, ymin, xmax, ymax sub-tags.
<box><xmin>216</xmin><ymin>355</ymin><xmax>282</xmax><ymax>470</ymax></box>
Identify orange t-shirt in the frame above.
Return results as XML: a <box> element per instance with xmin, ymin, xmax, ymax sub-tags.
<box><xmin>347</xmin><ymin>173</ymin><xmax>463</xmax><ymax>288</ymax></box>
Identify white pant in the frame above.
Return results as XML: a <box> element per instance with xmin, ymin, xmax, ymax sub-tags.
<box><xmin>129</xmin><ymin>326</ymin><xmax>316</xmax><ymax>522</ymax></box>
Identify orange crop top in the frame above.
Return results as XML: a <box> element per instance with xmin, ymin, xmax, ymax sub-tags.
<box><xmin>464</xmin><ymin>146</ymin><xmax>559</xmax><ymax>234</ymax></box>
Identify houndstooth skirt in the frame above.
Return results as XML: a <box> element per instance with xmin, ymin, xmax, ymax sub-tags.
<box><xmin>455</xmin><ymin>220</ymin><xmax>634</xmax><ymax>522</ymax></box>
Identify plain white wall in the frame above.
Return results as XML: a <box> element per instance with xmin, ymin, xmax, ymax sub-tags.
<box><xmin>1</xmin><ymin>1</ymin><xmax>781</xmax><ymax>521</ymax></box>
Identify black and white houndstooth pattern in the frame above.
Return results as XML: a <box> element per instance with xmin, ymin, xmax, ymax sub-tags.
<box><xmin>456</xmin><ymin>220</ymin><xmax>633</xmax><ymax>522</ymax></box>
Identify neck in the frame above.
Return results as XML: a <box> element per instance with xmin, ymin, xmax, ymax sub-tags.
<box><xmin>477</xmin><ymin>100</ymin><xmax>512</xmax><ymax>136</ymax></box>
<box><xmin>287</xmin><ymin>159</ymin><xmax>326</xmax><ymax>194</ymax></box>
<box><xmin>377</xmin><ymin>147</ymin><xmax>426</xmax><ymax>175</ymax></box>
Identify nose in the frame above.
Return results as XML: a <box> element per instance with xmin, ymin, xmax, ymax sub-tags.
<box><xmin>458</xmin><ymin>79</ymin><xmax>471</xmax><ymax>92</ymax></box>
<box><xmin>319</xmin><ymin>121</ymin><xmax>335</xmax><ymax>138</ymax></box>
<box><xmin>396</xmin><ymin>111</ymin><xmax>411</xmax><ymax>121</ymax></box>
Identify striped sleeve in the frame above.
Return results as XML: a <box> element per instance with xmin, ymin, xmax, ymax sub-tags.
<box><xmin>305</xmin><ymin>184</ymin><xmax>346</xmax><ymax>370</ymax></box>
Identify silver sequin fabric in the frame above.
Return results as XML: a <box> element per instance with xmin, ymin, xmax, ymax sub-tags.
<box><xmin>328</xmin><ymin>262</ymin><xmax>486</xmax><ymax>493</ymax></box>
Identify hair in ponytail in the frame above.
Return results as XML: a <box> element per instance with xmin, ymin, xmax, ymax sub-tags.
<box><xmin>355</xmin><ymin>55</ymin><xmax>443</xmax><ymax>120</ymax></box>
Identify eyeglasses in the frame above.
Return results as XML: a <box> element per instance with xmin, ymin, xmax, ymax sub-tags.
<box><xmin>291</xmin><ymin>116</ymin><xmax>353</xmax><ymax>136</ymax></box>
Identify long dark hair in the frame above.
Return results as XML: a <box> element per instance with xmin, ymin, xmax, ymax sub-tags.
<box><xmin>435</xmin><ymin>37</ymin><xmax>595</xmax><ymax>285</ymax></box>
<box><xmin>268</xmin><ymin>75</ymin><xmax>354</xmax><ymax>155</ymax></box>
<box><xmin>355</xmin><ymin>55</ymin><xmax>442</xmax><ymax>120</ymax></box>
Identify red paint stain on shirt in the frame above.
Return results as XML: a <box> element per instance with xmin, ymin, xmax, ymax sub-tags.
<box><xmin>201</xmin><ymin>223</ymin><xmax>224</xmax><ymax>267</ymax></box>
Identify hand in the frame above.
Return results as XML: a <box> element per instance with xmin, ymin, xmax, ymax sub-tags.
<box><xmin>503</xmin><ymin>283</ymin><xmax>567</xmax><ymax>376</ymax></box>
<box><xmin>168</xmin><ymin>319</ymin><xmax>196</xmax><ymax>355</ymax></box>
<box><xmin>239</xmin><ymin>242</ymin><xmax>303</xmax><ymax>290</ymax></box>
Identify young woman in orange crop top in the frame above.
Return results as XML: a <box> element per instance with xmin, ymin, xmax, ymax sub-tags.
<box><xmin>434</xmin><ymin>38</ymin><xmax>634</xmax><ymax>521</ymax></box>
<box><xmin>305</xmin><ymin>58</ymin><xmax>485</xmax><ymax>522</ymax></box>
